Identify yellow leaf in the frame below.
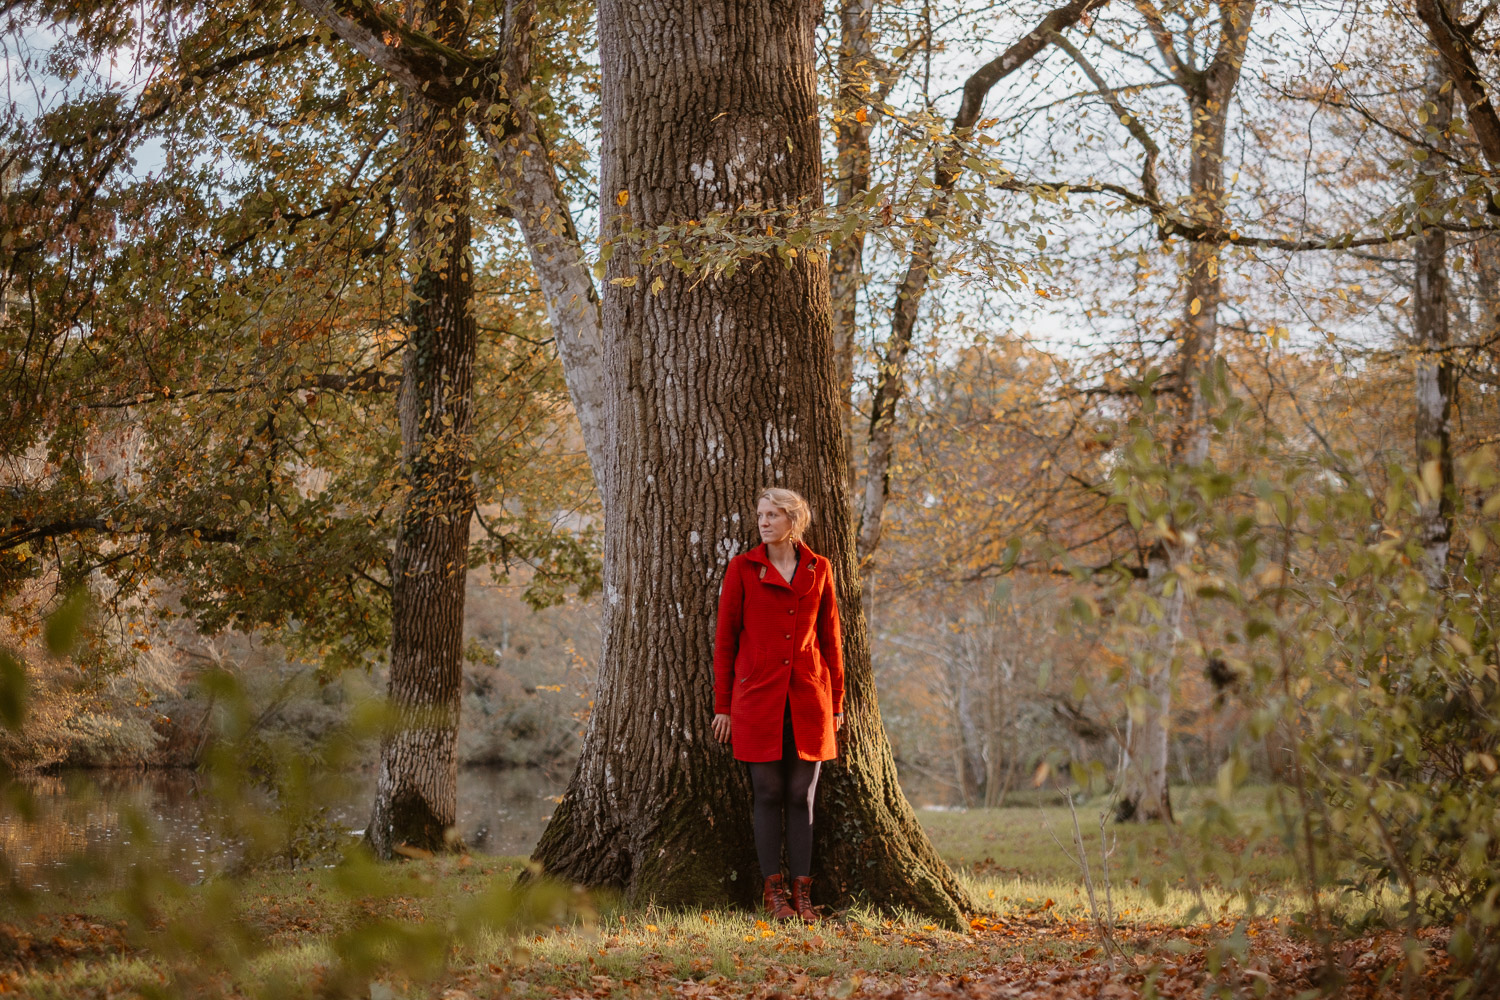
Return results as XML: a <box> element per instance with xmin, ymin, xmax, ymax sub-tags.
<box><xmin>610</xmin><ymin>276</ymin><xmax>638</xmax><ymax>287</ymax></box>
<box><xmin>649</xmin><ymin>276</ymin><xmax>665</xmax><ymax>296</ymax></box>
<box><xmin>1189</xmin><ymin>297</ymin><xmax>1202</xmax><ymax>315</ymax></box>
<box><xmin>616</xmin><ymin>189</ymin><xmax>629</xmax><ymax>206</ymax></box>
<box><xmin>855</xmin><ymin>107</ymin><xmax>868</xmax><ymax>123</ymax></box>
<box><xmin>1421</xmin><ymin>459</ymin><xmax>1443</xmax><ymax>502</ymax></box>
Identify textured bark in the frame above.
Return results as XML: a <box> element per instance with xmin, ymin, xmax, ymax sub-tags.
<box><xmin>529</xmin><ymin>0</ymin><xmax>971</xmax><ymax>924</ymax></box>
<box><xmin>830</xmin><ymin>0</ymin><xmax>876</xmax><ymax>504</ymax></box>
<box><xmin>367</xmin><ymin>0</ymin><xmax>476</xmax><ymax>860</ymax></box>
<box><xmin>1115</xmin><ymin>1</ymin><xmax>1253</xmax><ymax>825</ymax></box>
<box><xmin>1414</xmin><ymin>48</ymin><xmax>1457</xmax><ymax>591</ymax></box>
<box><xmin>855</xmin><ymin>0</ymin><xmax>1107</xmax><ymax>577</ymax></box>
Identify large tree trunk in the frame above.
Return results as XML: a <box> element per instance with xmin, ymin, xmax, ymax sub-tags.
<box><xmin>367</xmin><ymin>0</ymin><xmax>476</xmax><ymax>859</ymax></box>
<box><xmin>1414</xmin><ymin>46</ymin><xmax>1456</xmax><ymax>591</ymax></box>
<box><xmin>529</xmin><ymin>0</ymin><xmax>971</xmax><ymax>925</ymax></box>
<box><xmin>1115</xmin><ymin>1</ymin><xmax>1253</xmax><ymax>824</ymax></box>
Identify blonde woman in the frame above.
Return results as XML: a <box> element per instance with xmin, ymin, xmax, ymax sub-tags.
<box><xmin>712</xmin><ymin>487</ymin><xmax>845</xmax><ymax>922</ymax></box>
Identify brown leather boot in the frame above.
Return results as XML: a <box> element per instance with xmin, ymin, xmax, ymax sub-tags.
<box><xmin>762</xmin><ymin>873</ymin><xmax>796</xmax><ymax>920</ymax></box>
<box><xmin>790</xmin><ymin>876</ymin><xmax>817</xmax><ymax>924</ymax></box>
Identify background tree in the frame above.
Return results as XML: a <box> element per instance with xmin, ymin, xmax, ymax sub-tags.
<box><xmin>367</xmin><ymin>0</ymin><xmax>479</xmax><ymax>858</ymax></box>
<box><xmin>0</xmin><ymin>0</ymin><xmax>597</xmax><ymax>802</ymax></box>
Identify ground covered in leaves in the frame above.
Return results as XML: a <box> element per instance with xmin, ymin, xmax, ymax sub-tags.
<box><xmin>0</xmin><ymin>795</ymin><xmax>1463</xmax><ymax>998</ymax></box>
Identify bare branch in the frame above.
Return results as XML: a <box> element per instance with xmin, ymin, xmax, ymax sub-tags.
<box><xmin>1131</xmin><ymin>0</ymin><xmax>1190</xmax><ymax>84</ymax></box>
<box><xmin>1047</xmin><ymin>30</ymin><xmax>1160</xmax><ymax>203</ymax></box>
<box><xmin>84</xmin><ymin>369</ymin><xmax>400</xmax><ymax>409</ymax></box>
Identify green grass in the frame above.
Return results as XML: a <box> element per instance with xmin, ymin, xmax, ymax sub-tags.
<box><xmin>5</xmin><ymin>788</ymin><xmax>1302</xmax><ymax>998</ymax></box>
<box><xmin>926</xmin><ymin>785</ymin><xmax>1298</xmax><ymax>892</ymax></box>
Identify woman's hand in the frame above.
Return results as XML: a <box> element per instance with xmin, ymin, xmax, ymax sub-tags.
<box><xmin>712</xmin><ymin>713</ymin><xmax>732</xmax><ymax>743</ymax></box>
<box><xmin>834</xmin><ymin>712</ymin><xmax>844</xmax><ymax>731</ymax></box>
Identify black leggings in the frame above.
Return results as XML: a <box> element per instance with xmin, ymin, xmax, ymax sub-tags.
<box><xmin>748</xmin><ymin>704</ymin><xmax>821</xmax><ymax>879</ymax></box>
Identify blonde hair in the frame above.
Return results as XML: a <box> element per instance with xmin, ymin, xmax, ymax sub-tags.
<box><xmin>757</xmin><ymin>487</ymin><xmax>812</xmax><ymax>542</ymax></box>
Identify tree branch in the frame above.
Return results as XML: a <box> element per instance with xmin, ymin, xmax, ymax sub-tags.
<box><xmin>0</xmin><ymin>517</ymin><xmax>239</xmax><ymax>553</ymax></box>
<box><xmin>1131</xmin><ymin>0</ymin><xmax>1190</xmax><ymax>85</ymax></box>
<box><xmin>1416</xmin><ymin>0</ymin><xmax>1500</xmax><ymax>168</ymax></box>
<box><xmin>84</xmin><ymin>369</ymin><xmax>400</xmax><ymax>409</ymax></box>
<box><xmin>294</xmin><ymin>0</ymin><xmax>491</xmax><ymax>104</ymax></box>
<box><xmin>858</xmin><ymin>0</ymin><xmax>1110</xmax><ymax>570</ymax></box>
<box><xmin>1047</xmin><ymin>30</ymin><xmax>1160</xmax><ymax>204</ymax></box>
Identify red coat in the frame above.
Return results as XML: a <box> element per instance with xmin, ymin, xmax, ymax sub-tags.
<box><xmin>713</xmin><ymin>542</ymin><xmax>845</xmax><ymax>762</ymax></box>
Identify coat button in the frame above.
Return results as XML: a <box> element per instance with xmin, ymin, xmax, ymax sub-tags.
<box><xmin>783</xmin><ymin>659</ymin><xmax>789</xmax><ymax>665</ymax></box>
<box><xmin>784</xmin><ymin>634</ymin><xmax>791</xmax><ymax>639</ymax></box>
<box><xmin>787</xmin><ymin>608</ymin><xmax>794</xmax><ymax>615</ymax></box>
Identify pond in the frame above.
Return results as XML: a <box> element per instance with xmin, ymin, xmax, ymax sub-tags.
<box><xmin>1</xmin><ymin>763</ymin><xmax>960</xmax><ymax>897</ymax></box>
<box><xmin>0</xmin><ymin>766</ymin><xmax>568</xmax><ymax>894</ymax></box>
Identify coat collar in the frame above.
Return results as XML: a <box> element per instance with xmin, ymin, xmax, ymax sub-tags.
<box><xmin>745</xmin><ymin>541</ymin><xmax>818</xmax><ymax>595</ymax></box>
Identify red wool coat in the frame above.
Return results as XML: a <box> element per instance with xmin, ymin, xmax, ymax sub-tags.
<box><xmin>713</xmin><ymin>542</ymin><xmax>845</xmax><ymax>762</ymax></box>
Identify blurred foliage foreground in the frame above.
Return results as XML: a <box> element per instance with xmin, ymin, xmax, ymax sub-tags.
<box><xmin>5</xmin><ymin>412</ymin><xmax>1500</xmax><ymax>997</ymax></box>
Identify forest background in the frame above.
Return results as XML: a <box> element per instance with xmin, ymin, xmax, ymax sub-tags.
<box><xmin>5</xmin><ymin>0</ymin><xmax>1500</xmax><ymax>996</ymax></box>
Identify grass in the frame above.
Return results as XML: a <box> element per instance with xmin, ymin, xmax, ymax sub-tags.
<box><xmin>2</xmin><ymin>788</ymin><xmax>1313</xmax><ymax>999</ymax></box>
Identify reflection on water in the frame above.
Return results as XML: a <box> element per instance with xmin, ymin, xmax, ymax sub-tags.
<box><xmin>2</xmin><ymin>764</ymin><xmax>956</xmax><ymax>895</ymax></box>
<box><xmin>0</xmin><ymin>767</ymin><xmax>567</xmax><ymax>893</ymax></box>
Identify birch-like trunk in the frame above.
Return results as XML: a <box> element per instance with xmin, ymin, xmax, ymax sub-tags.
<box><xmin>1115</xmin><ymin>0</ymin><xmax>1253</xmax><ymax>824</ymax></box>
<box><xmin>299</xmin><ymin>0</ymin><xmax>612</xmax><ymax>491</ymax></box>
<box><xmin>1413</xmin><ymin>47</ymin><xmax>1456</xmax><ymax>591</ymax></box>
<box><xmin>480</xmin><ymin>1</ymin><xmax>611</xmax><ymax>487</ymax></box>
<box><xmin>367</xmin><ymin>0</ymin><xmax>476</xmax><ymax>858</ymax></box>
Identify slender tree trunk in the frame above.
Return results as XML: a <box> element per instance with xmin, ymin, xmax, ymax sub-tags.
<box><xmin>1114</xmin><ymin>541</ymin><xmax>1180</xmax><ymax>823</ymax></box>
<box><xmin>367</xmin><ymin>0</ymin><xmax>476</xmax><ymax>859</ymax></box>
<box><xmin>482</xmin><ymin>0</ymin><xmax>611</xmax><ymax>488</ymax></box>
<box><xmin>831</xmin><ymin>0</ymin><xmax>876</xmax><ymax>505</ymax></box>
<box><xmin>1414</xmin><ymin>47</ymin><xmax>1456</xmax><ymax>591</ymax></box>
<box><xmin>529</xmin><ymin>0</ymin><xmax>970</xmax><ymax>924</ymax></box>
<box><xmin>854</xmin><ymin>0</ymin><xmax>1103</xmax><ymax>585</ymax></box>
<box><xmin>1116</xmin><ymin>1</ymin><xmax>1253</xmax><ymax>824</ymax></box>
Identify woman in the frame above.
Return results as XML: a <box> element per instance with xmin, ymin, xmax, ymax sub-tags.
<box><xmin>712</xmin><ymin>487</ymin><xmax>845</xmax><ymax>923</ymax></box>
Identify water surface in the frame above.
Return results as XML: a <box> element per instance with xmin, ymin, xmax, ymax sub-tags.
<box><xmin>0</xmin><ymin>766</ymin><xmax>566</xmax><ymax>894</ymax></box>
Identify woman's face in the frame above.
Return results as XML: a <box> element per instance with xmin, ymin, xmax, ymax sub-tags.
<box><xmin>757</xmin><ymin>499</ymin><xmax>793</xmax><ymax>545</ymax></box>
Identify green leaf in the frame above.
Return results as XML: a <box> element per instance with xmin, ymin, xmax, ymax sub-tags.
<box><xmin>44</xmin><ymin>589</ymin><xmax>90</xmax><ymax>658</ymax></box>
<box><xmin>0</xmin><ymin>650</ymin><xmax>26</xmax><ymax>730</ymax></box>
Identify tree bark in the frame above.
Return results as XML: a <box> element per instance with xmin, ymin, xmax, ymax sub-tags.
<box><xmin>529</xmin><ymin>0</ymin><xmax>971</xmax><ymax>925</ymax></box>
<box><xmin>830</xmin><ymin>0</ymin><xmax>877</xmax><ymax>504</ymax></box>
<box><xmin>366</xmin><ymin>0</ymin><xmax>476</xmax><ymax>859</ymax></box>
<box><xmin>1414</xmin><ymin>44</ymin><xmax>1457</xmax><ymax>590</ymax></box>
<box><xmin>1115</xmin><ymin>0</ymin><xmax>1253</xmax><ymax>825</ymax></box>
